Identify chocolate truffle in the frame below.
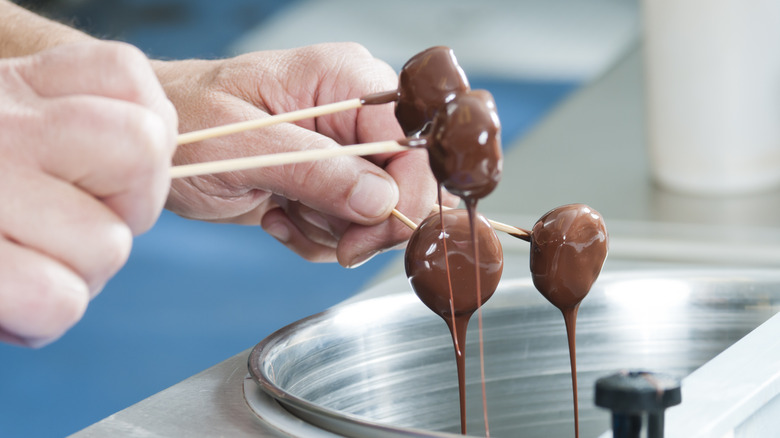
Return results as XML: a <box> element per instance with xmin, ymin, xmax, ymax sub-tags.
<box><xmin>530</xmin><ymin>204</ymin><xmax>608</xmax><ymax>310</ymax></box>
<box><xmin>396</xmin><ymin>46</ymin><xmax>470</xmax><ymax>137</ymax></box>
<box><xmin>427</xmin><ymin>89</ymin><xmax>502</xmax><ymax>202</ymax></box>
<box><xmin>405</xmin><ymin>209</ymin><xmax>503</xmax><ymax>318</ymax></box>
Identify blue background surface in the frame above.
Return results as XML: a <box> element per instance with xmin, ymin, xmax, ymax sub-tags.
<box><xmin>0</xmin><ymin>1</ymin><xmax>577</xmax><ymax>436</ymax></box>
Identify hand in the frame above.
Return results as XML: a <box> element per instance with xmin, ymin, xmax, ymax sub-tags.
<box><xmin>0</xmin><ymin>41</ymin><xmax>178</xmax><ymax>347</ymax></box>
<box><xmin>157</xmin><ymin>43</ymin><xmax>457</xmax><ymax>267</ymax></box>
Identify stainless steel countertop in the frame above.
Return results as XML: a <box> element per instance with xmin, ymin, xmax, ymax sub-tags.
<box><xmin>71</xmin><ymin>45</ymin><xmax>780</xmax><ymax>437</ymax></box>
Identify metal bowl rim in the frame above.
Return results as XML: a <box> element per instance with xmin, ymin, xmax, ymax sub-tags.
<box><xmin>247</xmin><ymin>267</ymin><xmax>780</xmax><ymax>437</ymax></box>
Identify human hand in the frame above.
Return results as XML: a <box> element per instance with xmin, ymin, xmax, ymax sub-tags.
<box><xmin>0</xmin><ymin>41</ymin><xmax>178</xmax><ymax>347</ymax></box>
<box><xmin>157</xmin><ymin>43</ymin><xmax>457</xmax><ymax>267</ymax></box>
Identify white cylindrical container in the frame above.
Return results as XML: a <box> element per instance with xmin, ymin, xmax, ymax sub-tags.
<box><xmin>642</xmin><ymin>0</ymin><xmax>780</xmax><ymax>195</ymax></box>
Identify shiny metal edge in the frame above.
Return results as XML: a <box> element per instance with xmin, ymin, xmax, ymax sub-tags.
<box><xmin>242</xmin><ymin>374</ymin><xmax>344</xmax><ymax>438</ymax></box>
<box><xmin>247</xmin><ymin>296</ymin><xmax>464</xmax><ymax>438</ymax></box>
<box><xmin>247</xmin><ymin>267</ymin><xmax>780</xmax><ymax>438</ymax></box>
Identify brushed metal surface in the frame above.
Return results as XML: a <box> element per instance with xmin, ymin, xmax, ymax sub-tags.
<box><xmin>248</xmin><ymin>269</ymin><xmax>780</xmax><ymax>437</ymax></box>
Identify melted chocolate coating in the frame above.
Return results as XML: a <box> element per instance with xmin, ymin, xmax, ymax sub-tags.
<box><xmin>530</xmin><ymin>204</ymin><xmax>608</xmax><ymax>310</ymax></box>
<box><xmin>405</xmin><ymin>209</ymin><xmax>503</xmax><ymax>318</ymax></box>
<box><xmin>427</xmin><ymin>90</ymin><xmax>503</xmax><ymax>201</ymax></box>
<box><xmin>396</xmin><ymin>46</ymin><xmax>470</xmax><ymax>137</ymax></box>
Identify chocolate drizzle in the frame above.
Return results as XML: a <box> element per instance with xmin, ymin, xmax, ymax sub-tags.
<box><xmin>393</xmin><ymin>47</ymin><xmax>508</xmax><ymax>436</ymax></box>
<box><xmin>529</xmin><ymin>203</ymin><xmax>608</xmax><ymax>438</ymax></box>
<box><xmin>404</xmin><ymin>209</ymin><xmax>503</xmax><ymax>434</ymax></box>
<box><xmin>403</xmin><ymin>87</ymin><xmax>503</xmax><ymax>435</ymax></box>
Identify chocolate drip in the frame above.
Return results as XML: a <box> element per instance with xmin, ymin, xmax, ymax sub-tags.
<box><xmin>396</xmin><ymin>46</ymin><xmax>470</xmax><ymax>137</ymax></box>
<box><xmin>529</xmin><ymin>203</ymin><xmax>608</xmax><ymax>438</ymax></box>
<box><xmin>405</xmin><ymin>209</ymin><xmax>503</xmax><ymax>435</ymax></box>
<box><xmin>400</xmin><ymin>54</ymin><xmax>503</xmax><ymax>436</ymax></box>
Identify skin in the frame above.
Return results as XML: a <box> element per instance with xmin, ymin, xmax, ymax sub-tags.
<box><xmin>0</xmin><ymin>1</ymin><xmax>455</xmax><ymax>347</ymax></box>
<box><xmin>0</xmin><ymin>41</ymin><xmax>178</xmax><ymax>347</ymax></box>
<box><xmin>154</xmin><ymin>45</ymin><xmax>450</xmax><ymax>267</ymax></box>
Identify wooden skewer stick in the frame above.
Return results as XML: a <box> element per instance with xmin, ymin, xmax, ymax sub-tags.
<box><xmin>176</xmin><ymin>98</ymin><xmax>364</xmax><ymax>145</ymax></box>
<box><xmin>435</xmin><ymin>204</ymin><xmax>531</xmax><ymax>241</ymax></box>
<box><xmin>170</xmin><ymin>140</ymin><xmax>409</xmax><ymax>179</ymax></box>
<box><xmin>390</xmin><ymin>208</ymin><xmax>418</xmax><ymax>230</ymax></box>
<box><xmin>488</xmin><ymin>219</ymin><xmax>531</xmax><ymax>241</ymax></box>
<box><xmin>391</xmin><ymin>204</ymin><xmax>531</xmax><ymax>241</ymax></box>
<box><xmin>176</xmin><ymin>89</ymin><xmax>399</xmax><ymax>146</ymax></box>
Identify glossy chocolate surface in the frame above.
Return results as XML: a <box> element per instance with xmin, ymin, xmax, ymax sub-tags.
<box><xmin>396</xmin><ymin>46</ymin><xmax>470</xmax><ymax>137</ymax></box>
<box><xmin>530</xmin><ymin>204</ymin><xmax>608</xmax><ymax>310</ymax></box>
<box><xmin>425</xmin><ymin>90</ymin><xmax>502</xmax><ymax>202</ymax></box>
<box><xmin>530</xmin><ymin>203</ymin><xmax>607</xmax><ymax>438</ymax></box>
<box><xmin>405</xmin><ymin>209</ymin><xmax>503</xmax><ymax>318</ymax></box>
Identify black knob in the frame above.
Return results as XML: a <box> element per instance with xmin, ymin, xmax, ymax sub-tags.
<box><xmin>595</xmin><ymin>370</ymin><xmax>681</xmax><ymax>438</ymax></box>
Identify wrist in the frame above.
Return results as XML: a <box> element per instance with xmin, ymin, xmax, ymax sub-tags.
<box><xmin>0</xmin><ymin>1</ymin><xmax>94</xmax><ymax>58</ymax></box>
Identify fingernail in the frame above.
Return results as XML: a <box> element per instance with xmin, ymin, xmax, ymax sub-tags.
<box><xmin>349</xmin><ymin>173</ymin><xmax>398</xmax><ymax>219</ymax></box>
<box><xmin>346</xmin><ymin>249</ymin><xmax>379</xmax><ymax>269</ymax></box>
<box><xmin>301</xmin><ymin>209</ymin><xmax>332</xmax><ymax>234</ymax></box>
<box><xmin>265</xmin><ymin>222</ymin><xmax>290</xmax><ymax>243</ymax></box>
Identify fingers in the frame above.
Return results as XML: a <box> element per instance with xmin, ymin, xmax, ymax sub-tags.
<box><xmin>251</xmin><ymin>42</ymin><xmax>404</xmax><ymax>145</ymax></box>
<box><xmin>16</xmin><ymin>40</ymin><xmax>178</xmax><ymax>139</ymax></box>
<box><xmin>179</xmin><ymin>117</ymin><xmax>401</xmax><ymax>226</ymax></box>
<box><xmin>306</xmin><ymin>43</ymin><xmax>404</xmax><ymax>145</ymax></box>
<box><xmin>31</xmin><ymin>95</ymin><xmax>173</xmax><ymax>233</ymax></box>
<box><xmin>256</xmin><ymin>125</ymin><xmax>400</xmax><ymax>223</ymax></box>
<box><xmin>0</xmin><ymin>237</ymin><xmax>89</xmax><ymax>347</ymax></box>
<box><xmin>281</xmin><ymin>202</ymin><xmax>350</xmax><ymax>250</ymax></box>
<box><xmin>271</xmin><ymin>43</ymin><xmax>441</xmax><ymax>266</ymax></box>
<box><xmin>261</xmin><ymin>207</ymin><xmax>339</xmax><ymax>263</ymax></box>
<box><xmin>1</xmin><ymin>43</ymin><xmax>179</xmax><ymax>234</ymax></box>
<box><xmin>338</xmin><ymin>148</ymin><xmax>441</xmax><ymax>267</ymax></box>
<box><xmin>0</xmin><ymin>41</ymin><xmax>178</xmax><ymax>346</ymax></box>
<box><xmin>162</xmin><ymin>43</ymin><xmax>441</xmax><ymax>266</ymax></box>
<box><xmin>0</xmin><ymin>166</ymin><xmax>132</xmax><ymax>296</ymax></box>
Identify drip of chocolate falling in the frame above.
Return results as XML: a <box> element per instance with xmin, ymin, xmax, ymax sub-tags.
<box><xmin>405</xmin><ymin>209</ymin><xmax>503</xmax><ymax>435</ymax></box>
<box><xmin>412</xmin><ymin>88</ymin><xmax>503</xmax><ymax>435</ymax></box>
<box><xmin>396</xmin><ymin>46</ymin><xmax>471</xmax><ymax>137</ymax></box>
<box><xmin>530</xmin><ymin>204</ymin><xmax>608</xmax><ymax>438</ymax></box>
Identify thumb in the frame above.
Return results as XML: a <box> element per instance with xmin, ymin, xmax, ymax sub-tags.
<box><xmin>217</xmin><ymin>122</ymin><xmax>400</xmax><ymax>224</ymax></box>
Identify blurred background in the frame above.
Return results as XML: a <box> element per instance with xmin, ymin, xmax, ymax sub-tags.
<box><xmin>0</xmin><ymin>1</ymin><xmax>638</xmax><ymax>436</ymax></box>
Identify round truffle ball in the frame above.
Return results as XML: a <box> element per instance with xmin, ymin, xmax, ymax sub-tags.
<box><xmin>427</xmin><ymin>89</ymin><xmax>502</xmax><ymax>201</ymax></box>
<box><xmin>396</xmin><ymin>46</ymin><xmax>470</xmax><ymax>137</ymax></box>
<box><xmin>530</xmin><ymin>204</ymin><xmax>608</xmax><ymax>310</ymax></box>
<box><xmin>405</xmin><ymin>209</ymin><xmax>503</xmax><ymax>318</ymax></box>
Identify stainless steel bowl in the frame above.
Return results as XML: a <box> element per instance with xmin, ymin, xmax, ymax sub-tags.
<box><xmin>248</xmin><ymin>268</ymin><xmax>780</xmax><ymax>437</ymax></box>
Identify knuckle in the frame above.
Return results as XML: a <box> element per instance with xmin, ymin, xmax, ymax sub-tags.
<box><xmin>106</xmin><ymin>41</ymin><xmax>150</xmax><ymax>76</ymax></box>
<box><xmin>330</xmin><ymin>42</ymin><xmax>372</xmax><ymax>59</ymax></box>
<box><xmin>287</xmin><ymin>159</ymin><xmax>319</xmax><ymax>189</ymax></box>
<box><xmin>99</xmin><ymin>41</ymin><xmax>157</xmax><ymax>103</ymax></box>
<box><xmin>125</xmin><ymin>110</ymin><xmax>172</xmax><ymax>175</ymax></box>
<box><xmin>18</xmin><ymin>268</ymin><xmax>89</xmax><ymax>341</ymax></box>
<box><xmin>298</xmin><ymin>42</ymin><xmax>372</xmax><ymax>69</ymax></box>
<box><xmin>160</xmin><ymin>96</ymin><xmax>179</xmax><ymax>136</ymax></box>
<box><xmin>92</xmin><ymin>223</ymin><xmax>133</xmax><ymax>282</ymax></box>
